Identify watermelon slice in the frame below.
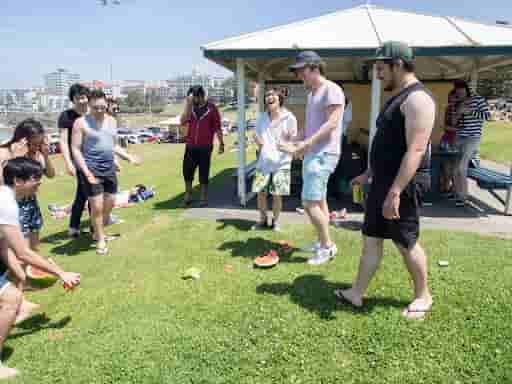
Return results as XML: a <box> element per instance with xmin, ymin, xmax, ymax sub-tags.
<box><xmin>26</xmin><ymin>266</ymin><xmax>59</xmax><ymax>289</ymax></box>
<box><xmin>254</xmin><ymin>250</ymin><xmax>279</xmax><ymax>268</ymax></box>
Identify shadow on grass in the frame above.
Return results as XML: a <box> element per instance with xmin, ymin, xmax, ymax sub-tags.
<box><xmin>153</xmin><ymin>168</ymin><xmax>237</xmax><ymax>211</ymax></box>
<box><xmin>219</xmin><ymin>236</ymin><xmax>307</xmax><ymax>264</ymax></box>
<box><xmin>257</xmin><ymin>274</ymin><xmax>408</xmax><ymax>320</ymax></box>
<box><xmin>217</xmin><ymin>219</ymin><xmax>254</xmax><ymax>232</ymax></box>
<box><xmin>8</xmin><ymin>314</ymin><xmax>72</xmax><ymax>341</ymax></box>
<box><xmin>41</xmin><ymin>229</ymin><xmax>94</xmax><ymax>256</ymax></box>
<box><xmin>333</xmin><ymin>220</ymin><xmax>364</xmax><ymax>232</ymax></box>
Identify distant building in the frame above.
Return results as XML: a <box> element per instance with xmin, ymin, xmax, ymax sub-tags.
<box><xmin>46</xmin><ymin>96</ymin><xmax>71</xmax><ymax>112</ymax></box>
<box><xmin>168</xmin><ymin>70</ymin><xmax>226</xmax><ymax>102</ymax></box>
<box><xmin>44</xmin><ymin>68</ymin><xmax>80</xmax><ymax>97</ymax></box>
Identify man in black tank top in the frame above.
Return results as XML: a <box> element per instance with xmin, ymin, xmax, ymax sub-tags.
<box><xmin>336</xmin><ymin>42</ymin><xmax>436</xmax><ymax>320</ymax></box>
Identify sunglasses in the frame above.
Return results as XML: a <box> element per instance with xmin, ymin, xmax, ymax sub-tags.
<box><xmin>92</xmin><ymin>105</ymin><xmax>107</xmax><ymax>111</ymax></box>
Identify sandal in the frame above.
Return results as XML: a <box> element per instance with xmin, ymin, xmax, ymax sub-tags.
<box><xmin>96</xmin><ymin>244</ymin><xmax>109</xmax><ymax>255</ymax></box>
<box><xmin>401</xmin><ymin>298</ymin><xmax>433</xmax><ymax>320</ymax></box>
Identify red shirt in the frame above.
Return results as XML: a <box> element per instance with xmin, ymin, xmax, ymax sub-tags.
<box><xmin>184</xmin><ymin>102</ymin><xmax>221</xmax><ymax>147</ymax></box>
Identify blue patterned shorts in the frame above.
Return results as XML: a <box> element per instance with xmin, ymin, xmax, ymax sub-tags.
<box><xmin>302</xmin><ymin>152</ymin><xmax>339</xmax><ymax>202</ymax></box>
<box><xmin>18</xmin><ymin>197</ymin><xmax>43</xmax><ymax>236</ymax></box>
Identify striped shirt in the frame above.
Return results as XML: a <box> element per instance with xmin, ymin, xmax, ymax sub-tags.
<box><xmin>457</xmin><ymin>95</ymin><xmax>491</xmax><ymax>138</ymax></box>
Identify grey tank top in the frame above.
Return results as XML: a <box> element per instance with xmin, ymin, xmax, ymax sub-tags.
<box><xmin>81</xmin><ymin>115</ymin><xmax>117</xmax><ymax>176</ymax></box>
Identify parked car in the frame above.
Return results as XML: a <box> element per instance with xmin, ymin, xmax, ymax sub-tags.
<box><xmin>138</xmin><ymin>133</ymin><xmax>158</xmax><ymax>143</ymax></box>
<box><xmin>118</xmin><ymin>133</ymin><xmax>140</xmax><ymax>145</ymax></box>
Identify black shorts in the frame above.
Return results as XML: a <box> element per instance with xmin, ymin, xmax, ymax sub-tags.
<box><xmin>183</xmin><ymin>145</ymin><xmax>213</xmax><ymax>185</ymax></box>
<box><xmin>78</xmin><ymin>172</ymin><xmax>118</xmax><ymax>198</ymax></box>
<box><xmin>362</xmin><ymin>181</ymin><xmax>422</xmax><ymax>250</ymax></box>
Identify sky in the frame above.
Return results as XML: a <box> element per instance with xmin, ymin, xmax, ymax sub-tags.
<box><xmin>1</xmin><ymin>0</ymin><xmax>511</xmax><ymax>88</ymax></box>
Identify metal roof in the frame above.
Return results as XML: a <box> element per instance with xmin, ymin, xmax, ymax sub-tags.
<box><xmin>202</xmin><ymin>5</ymin><xmax>512</xmax><ymax>80</ymax></box>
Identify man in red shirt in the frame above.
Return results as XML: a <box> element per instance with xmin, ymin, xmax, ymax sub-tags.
<box><xmin>180</xmin><ymin>86</ymin><xmax>224</xmax><ymax>207</ymax></box>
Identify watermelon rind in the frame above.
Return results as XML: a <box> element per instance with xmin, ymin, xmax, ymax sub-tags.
<box><xmin>26</xmin><ymin>266</ymin><xmax>59</xmax><ymax>289</ymax></box>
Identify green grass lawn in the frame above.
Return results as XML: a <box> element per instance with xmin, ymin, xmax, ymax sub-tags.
<box><xmin>481</xmin><ymin>121</ymin><xmax>512</xmax><ymax>165</ymax></box>
<box><xmin>5</xmin><ymin>142</ymin><xmax>512</xmax><ymax>383</ymax></box>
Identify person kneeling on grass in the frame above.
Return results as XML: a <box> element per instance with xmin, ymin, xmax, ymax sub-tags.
<box><xmin>0</xmin><ymin>157</ymin><xmax>80</xmax><ymax>380</ymax></box>
<box><xmin>251</xmin><ymin>88</ymin><xmax>298</xmax><ymax>232</ymax></box>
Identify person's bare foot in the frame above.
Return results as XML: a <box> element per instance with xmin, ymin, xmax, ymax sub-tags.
<box><xmin>15</xmin><ymin>299</ymin><xmax>40</xmax><ymax>325</ymax></box>
<box><xmin>0</xmin><ymin>364</ymin><xmax>19</xmax><ymax>380</ymax></box>
<box><xmin>402</xmin><ymin>296</ymin><xmax>433</xmax><ymax>320</ymax></box>
<box><xmin>334</xmin><ymin>288</ymin><xmax>363</xmax><ymax>308</ymax></box>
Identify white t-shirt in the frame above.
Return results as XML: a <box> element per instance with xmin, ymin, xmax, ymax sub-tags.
<box><xmin>304</xmin><ymin>80</ymin><xmax>345</xmax><ymax>156</ymax></box>
<box><xmin>0</xmin><ymin>185</ymin><xmax>19</xmax><ymax>240</ymax></box>
<box><xmin>255</xmin><ymin>110</ymin><xmax>298</xmax><ymax>174</ymax></box>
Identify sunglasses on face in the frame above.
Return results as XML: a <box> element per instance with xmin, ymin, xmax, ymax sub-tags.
<box><xmin>92</xmin><ymin>105</ymin><xmax>107</xmax><ymax>111</ymax></box>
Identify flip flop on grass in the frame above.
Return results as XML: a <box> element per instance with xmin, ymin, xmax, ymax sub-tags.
<box><xmin>401</xmin><ymin>298</ymin><xmax>433</xmax><ymax>320</ymax></box>
<box><xmin>334</xmin><ymin>289</ymin><xmax>363</xmax><ymax>308</ymax></box>
<box><xmin>96</xmin><ymin>244</ymin><xmax>109</xmax><ymax>255</ymax></box>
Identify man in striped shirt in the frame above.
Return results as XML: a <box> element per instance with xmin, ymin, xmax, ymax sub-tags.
<box><xmin>453</xmin><ymin>80</ymin><xmax>491</xmax><ymax>207</ymax></box>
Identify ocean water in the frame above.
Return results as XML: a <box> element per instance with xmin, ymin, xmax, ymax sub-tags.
<box><xmin>0</xmin><ymin>130</ymin><xmax>11</xmax><ymax>142</ymax></box>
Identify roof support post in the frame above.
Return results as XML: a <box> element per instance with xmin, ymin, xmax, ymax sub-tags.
<box><xmin>471</xmin><ymin>66</ymin><xmax>479</xmax><ymax>93</ymax></box>
<box><xmin>369</xmin><ymin>63</ymin><xmax>381</xmax><ymax>159</ymax></box>
<box><xmin>257</xmin><ymin>72</ymin><xmax>265</xmax><ymax>114</ymax></box>
<box><xmin>237</xmin><ymin>58</ymin><xmax>247</xmax><ymax>206</ymax></box>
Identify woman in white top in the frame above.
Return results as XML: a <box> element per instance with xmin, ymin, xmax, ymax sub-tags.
<box><xmin>252</xmin><ymin>89</ymin><xmax>298</xmax><ymax>231</ymax></box>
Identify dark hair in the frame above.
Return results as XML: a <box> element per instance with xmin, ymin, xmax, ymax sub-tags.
<box><xmin>2</xmin><ymin>157</ymin><xmax>43</xmax><ymax>187</ymax></box>
<box><xmin>384</xmin><ymin>58</ymin><xmax>415</xmax><ymax>73</ymax></box>
<box><xmin>304</xmin><ymin>62</ymin><xmax>326</xmax><ymax>76</ymax></box>
<box><xmin>264</xmin><ymin>88</ymin><xmax>285</xmax><ymax>108</ymax></box>
<box><xmin>454</xmin><ymin>79</ymin><xmax>472</xmax><ymax>97</ymax></box>
<box><xmin>89</xmin><ymin>89</ymin><xmax>107</xmax><ymax>101</ymax></box>
<box><xmin>68</xmin><ymin>83</ymin><xmax>90</xmax><ymax>102</ymax></box>
<box><xmin>0</xmin><ymin>118</ymin><xmax>45</xmax><ymax>148</ymax></box>
<box><xmin>187</xmin><ymin>85</ymin><xmax>205</xmax><ymax>98</ymax></box>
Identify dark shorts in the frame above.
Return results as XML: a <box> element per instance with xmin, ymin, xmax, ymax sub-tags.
<box><xmin>78</xmin><ymin>172</ymin><xmax>118</xmax><ymax>198</ymax></box>
<box><xmin>183</xmin><ymin>145</ymin><xmax>213</xmax><ymax>185</ymax></box>
<box><xmin>18</xmin><ymin>197</ymin><xmax>43</xmax><ymax>236</ymax></box>
<box><xmin>362</xmin><ymin>181</ymin><xmax>422</xmax><ymax>250</ymax></box>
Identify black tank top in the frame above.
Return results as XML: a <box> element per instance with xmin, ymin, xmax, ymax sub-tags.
<box><xmin>370</xmin><ymin>82</ymin><xmax>434</xmax><ymax>190</ymax></box>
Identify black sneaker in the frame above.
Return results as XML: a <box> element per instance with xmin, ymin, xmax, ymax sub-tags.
<box><xmin>251</xmin><ymin>219</ymin><xmax>269</xmax><ymax>231</ymax></box>
<box><xmin>271</xmin><ymin>219</ymin><xmax>281</xmax><ymax>232</ymax></box>
<box><xmin>455</xmin><ymin>199</ymin><xmax>466</xmax><ymax>207</ymax></box>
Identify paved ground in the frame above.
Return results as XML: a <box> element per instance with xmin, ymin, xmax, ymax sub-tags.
<box><xmin>183</xmin><ymin>160</ymin><xmax>512</xmax><ymax>239</ymax></box>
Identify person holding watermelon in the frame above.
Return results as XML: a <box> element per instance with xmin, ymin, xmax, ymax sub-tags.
<box><xmin>0</xmin><ymin>158</ymin><xmax>81</xmax><ymax>380</ymax></box>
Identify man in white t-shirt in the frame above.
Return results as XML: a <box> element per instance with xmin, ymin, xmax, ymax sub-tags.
<box><xmin>0</xmin><ymin>157</ymin><xmax>81</xmax><ymax>380</ymax></box>
<box><xmin>281</xmin><ymin>51</ymin><xmax>345</xmax><ymax>265</ymax></box>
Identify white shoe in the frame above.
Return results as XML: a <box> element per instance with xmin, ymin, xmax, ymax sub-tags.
<box><xmin>308</xmin><ymin>244</ymin><xmax>337</xmax><ymax>265</ymax></box>
<box><xmin>301</xmin><ymin>241</ymin><xmax>321</xmax><ymax>253</ymax></box>
<box><xmin>68</xmin><ymin>228</ymin><xmax>80</xmax><ymax>238</ymax></box>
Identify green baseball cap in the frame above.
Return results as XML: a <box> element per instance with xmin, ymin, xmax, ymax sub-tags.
<box><xmin>370</xmin><ymin>41</ymin><xmax>414</xmax><ymax>63</ymax></box>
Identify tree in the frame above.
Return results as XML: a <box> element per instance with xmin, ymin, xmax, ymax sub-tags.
<box><xmin>126</xmin><ymin>90</ymin><xmax>145</xmax><ymax>108</ymax></box>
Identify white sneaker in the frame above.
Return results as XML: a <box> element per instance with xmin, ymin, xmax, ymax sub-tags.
<box><xmin>68</xmin><ymin>228</ymin><xmax>80</xmax><ymax>238</ymax></box>
<box><xmin>308</xmin><ymin>244</ymin><xmax>337</xmax><ymax>265</ymax></box>
<box><xmin>301</xmin><ymin>241</ymin><xmax>321</xmax><ymax>253</ymax></box>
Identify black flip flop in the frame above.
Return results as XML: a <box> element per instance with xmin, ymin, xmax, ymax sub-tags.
<box><xmin>334</xmin><ymin>289</ymin><xmax>362</xmax><ymax>308</ymax></box>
